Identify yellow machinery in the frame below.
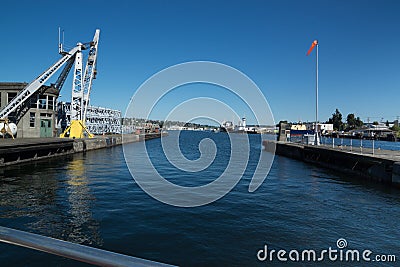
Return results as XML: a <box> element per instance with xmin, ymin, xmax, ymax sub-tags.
<box><xmin>60</xmin><ymin>120</ymin><xmax>94</xmax><ymax>138</ymax></box>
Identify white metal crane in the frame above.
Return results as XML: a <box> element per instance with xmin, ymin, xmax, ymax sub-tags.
<box><xmin>0</xmin><ymin>46</ymin><xmax>81</xmax><ymax>120</ymax></box>
<box><xmin>0</xmin><ymin>43</ymin><xmax>82</xmax><ymax>138</ymax></box>
<box><xmin>0</xmin><ymin>29</ymin><xmax>100</xmax><ymax>139</ymax></box>
<box><xmin>60</xmin><ymin>29</ymin><xmax>100</xmax><ymax>138</ymax></box>
<box><xmin>83</xmin><ymin>30</ymin><xmax>100</xmax><ymax>121</ymax></box>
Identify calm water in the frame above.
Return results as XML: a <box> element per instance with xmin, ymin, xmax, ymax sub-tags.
<box><xmin>0</xmin><ymin>131</ymin><xmax>399</xmax><ymax>266</ymax></box>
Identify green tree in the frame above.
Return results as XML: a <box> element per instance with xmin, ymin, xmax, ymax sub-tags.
<box><xmin>391</xmin><ymin>125</ymin><xmax>400</xmax><ymax>131</ymax></box>
<box><xmin>346</xmin><ymin>113</ymin><xmax>363</xmax><ymax>130</ymax></box>
<box><xmin>390</xmin><ymin>125</ymin><xmax>400</xmax><ymax>138</ymax></box>
<box><xmin>328</xmin><ymin>109</ymin><xmax>343</xmax><ymax>131</ymax></box>
<box><xmin>355</xmin><ymin>117</ymin><xmax>363</xmax><ymax>127</ymax></box>
<box><xmin>373</xmin><ymin>121</ymin><xmax>379</xmax><ymax>125</ymax></box>
<box><xmin>346</xmin><ymin>113</ymin><xmax>356</xmax><ymax>129</ymax></box>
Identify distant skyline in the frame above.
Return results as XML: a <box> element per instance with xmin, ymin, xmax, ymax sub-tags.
<box><xmin>1</xmin><ymin>0</ymin><xmax>399</xmax><ymax>124</ymax></box>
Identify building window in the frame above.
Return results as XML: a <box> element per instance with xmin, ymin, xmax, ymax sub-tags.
<box><xmin>48</xmin><ymin>96</ymin><xmax>54</xmax><ymax>110</ymax></box>
<box><xmin>30</xmin><ymin>95</ymin><xmax>38</xmax><ymax>108</ymax></box>
<box><xmin>7</xmin><ymin>92</ymin><xmax>17</xmax><ymax>104</ymax></box>
<box><xmin>30</xmin><ymin>112</ymin><xmax>35</xmax><ymax>127</ymax></box>
<box><xmin>40</xmin><ymin>113</ymin><xmax>52</xmax><ymax>118</ymax></box>
<box><xmin>38</xmin><ymin>95</ymin><xmax>47</xmax><ymax>109</ymax></box>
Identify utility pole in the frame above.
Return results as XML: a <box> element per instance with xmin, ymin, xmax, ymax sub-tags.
<box><xmin>306</xmin><ymin>40</ymin><xmax>319</xmax><ymax>145</ymax></box>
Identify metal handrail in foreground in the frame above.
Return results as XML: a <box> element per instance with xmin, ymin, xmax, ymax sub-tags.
<box><xmin>0</xmin><ymin>226</ymin><xmax>176</xmax><ymax>267</ymax></box>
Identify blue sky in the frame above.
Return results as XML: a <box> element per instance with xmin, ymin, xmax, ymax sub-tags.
<box><xmin>1</xmin><ymin>0</ymin><xmax>399</xmax><ymax>125</ymax></box>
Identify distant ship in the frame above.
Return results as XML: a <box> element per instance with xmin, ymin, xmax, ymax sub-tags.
<box><xmin>220</xmin><ymin>120</ymin><xmax>234</xmax><ymax>132</ymax></box>
<box><xmin>219</xmin><ymin>118</ymin><xmax>259</xmax><ymax>134</ymax></box>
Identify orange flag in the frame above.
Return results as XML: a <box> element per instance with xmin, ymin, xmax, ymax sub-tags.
<box><xmin>306</xmin><ymin>40</ymin><xmax>318</xmax><ymax>56</ymax></box>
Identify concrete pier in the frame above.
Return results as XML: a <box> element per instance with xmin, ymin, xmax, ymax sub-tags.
<box><xmin>0</xmin><ymin>138</ymin><xmax>74</xmax><ymax>166</ymax></box>
<box><xmin>0</xmin><ymin>133</ymin><xmax>165</xmax><ymax>167</ymax></box>
<box><xmin>263</xmin><ymin>140</ymin><xmax>400</xmax><ymax>188</ymax></box>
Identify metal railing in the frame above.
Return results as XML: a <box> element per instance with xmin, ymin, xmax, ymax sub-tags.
<box><xmin>0</xmin><ymin>226</ymin><xmax>176</xmax><ymax>267</ymax></box>
<box><xmin>316</xmin><ymin>137</ymin><xmax>400</xmax><ymax>160</ymax></box>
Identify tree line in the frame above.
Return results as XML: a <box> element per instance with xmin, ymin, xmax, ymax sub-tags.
<box><xmin>326</xmin><ymin>109</ymin><xmax>399</xmax><ymax>132</ymax></box>
<box><xmin>326</xmin><ymin>109</ymin><xmax>363</xmax><ymax>131</ymax></box>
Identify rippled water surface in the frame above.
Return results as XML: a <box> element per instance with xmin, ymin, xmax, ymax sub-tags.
<box><xmin>0</xmin><ymin>131</ymin><xmax>399</xmax><ymax>266</ymax></box>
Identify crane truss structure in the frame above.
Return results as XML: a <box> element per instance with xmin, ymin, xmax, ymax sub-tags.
<box><xmin>70</xmin><ymin>45</ymin><xmax>84</xmax><ymax>122</ymax></box>
<box><xmin>82</xmin><ymin>30</ymin><xmax>100</xmax><ymax>121</ymax></box>
<box><xmin>86</xmin><ymin>106</ymin><xmax>121</xmax><ymax>134</ymax></box>
<box><xmin>60</xmin><ymin>29</ymin><xmax>100</xmax><ymax>138</ymax></box>
<box><xmin>0</xmin><ymin>29</ymin><xmax>105</xmax><ymax>139</ymax></box>
<box><xmin>58</xmin><ymin>102</ymin><xmax>121</xmax><ymax>135</ymax></box>
<box><xmin>0</xmin><ymin>45</ymin><xmax>81</xmax><ymax>120</ymax></box>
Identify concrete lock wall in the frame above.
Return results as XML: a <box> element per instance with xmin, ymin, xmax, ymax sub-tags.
<box><xmin>0</xmin><ymin>133</ymin><xmax>163</xmax><ymax>167</ymax></box>
<box><xmin>263</xmin><ymin>140</ymin><xmax>399</xmax><ymax>187</ymax></box>
<box><xmin>73</xmin><ymin>135</ymin><xmax>140</xmax><ymax>152</ymax></box>
<box><xmin>392</xmin><ymin>162</ymin><xmax>400</xmax><ymax>186</ymax></box>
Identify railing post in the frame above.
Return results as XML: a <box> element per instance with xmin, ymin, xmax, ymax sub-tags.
<box><xmin>372</xmin><ymin>139</ymin><xmax>375</xmax><ymax>155</ymax></box>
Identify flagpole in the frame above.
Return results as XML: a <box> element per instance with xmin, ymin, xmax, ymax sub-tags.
<box><xmin>315</xmin><ymin>41</ymin><xmax>319</xmax><ymax>146</ymax></box>
<box><xmin>306</xmin><ymin>39</ymin><xmax>320</xmax><ymax>145</ymax></box>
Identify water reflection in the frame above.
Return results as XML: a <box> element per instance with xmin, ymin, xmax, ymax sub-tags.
<box><xmin>64</xmin><ymin>158</ymin><xmax>102</xmax><ymax>246</ymax></box>
<box><xmin>0</xmin><ymin>155</ymin><xmax>102</xmax><ymax>247</ymax></box>
<box><xmin>0</xmin><ymin>171</ymin><xmax>58</xmax><ymax>219</ymax></box>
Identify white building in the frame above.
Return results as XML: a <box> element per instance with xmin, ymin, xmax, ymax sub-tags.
<box><xmin>306</xmin><ymin>123</ymin><xmax>333</xmax><ymax>134</ymax></box>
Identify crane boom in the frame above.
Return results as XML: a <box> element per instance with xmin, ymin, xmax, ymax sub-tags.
<box><xmin>82</xmin><ymin>29</ymin><xmax>100</xmax><ymax>121</ymax></box>
<box><xmin>60</xmin><ymin>29</ymin><xmax>100</xmax><ymax>139</ymax></box>
<box><xmin>54</xmin><ymin>56</ymin><xmax>76</xmax><ymax>92</ymax></box>
<box><xmin>70</xmin><ymin>45</ymin><xmax>85</xmax><ymax>121</ymax></box>
<box><xmin>0</xmin><ymin>45</ymin><xmax>81</xmax><ymax>120</ymax></box>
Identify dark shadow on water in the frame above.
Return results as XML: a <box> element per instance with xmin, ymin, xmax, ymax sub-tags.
<box><xmin>0</xmin><ymin>150</ymin><xmax>105</xmax><ymax>266</ymax></box>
